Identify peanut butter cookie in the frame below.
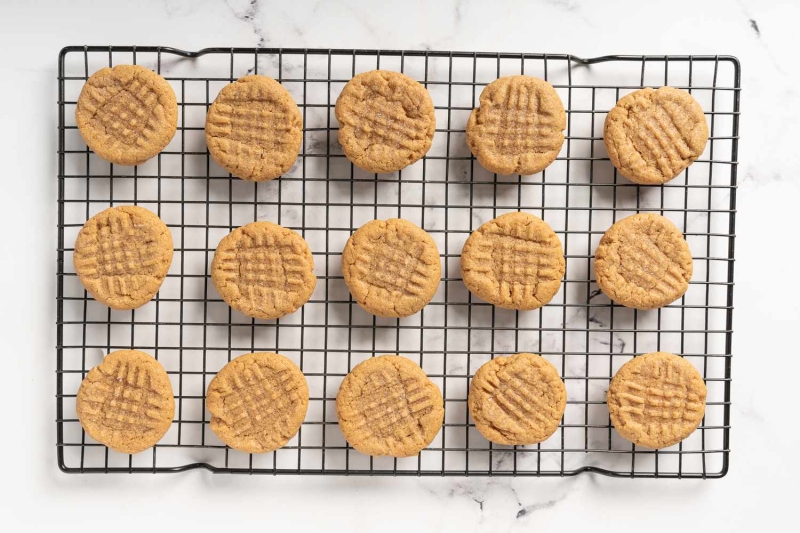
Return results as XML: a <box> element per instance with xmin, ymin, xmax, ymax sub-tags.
<box><xmin>604</xmin><ymin>86</ymin><xmax>708</xmax><ymax>184</ymax></box>
<box><xmin>607</xmin><ymin>352</ymin><xmax>707</xmax><ymax>449</ymax></box>
<box><xmin>76</xmin><ymin>350</ymin><xmax>174</xmax><ymax>454</ymax></box>
<box><xmin>73</xmin><ymin>205</ymin><xmax>173</xmax><ymax>310</ymax></box>
<box><xmin>342</xmin><ymin>219</ymin><xmax>440</xmax><ymax>318</ymax></box>
<box><xmin>594</xmin><ymin>213</ymin><xmax>693</xmax><ymax>310</ymax></box>
<box><xmin>466</xmin><ymin>75</ymin><xmax>566</xmax><ymax>175</ymax></box>
<box><xmin>461</xmin><ymin>212</ymin><xmax>565</xmax><ymax>310</ymax></box>
<box><xmin>469</xmin><ymin>353</ymin><xmax>566</xmax><ymax>446</ymax></box>
<box><xmin>76</xmin><ymin>65</ymin><xmax>178</xmax><ymax>166</ymax></box>
<box><xmin>336</xmin><ymin>355</ymin><xmax>444</xmax><ymax>457</ymax></box>
<box><xmin>206</xmin><ymin>75</ymin><xmax>303</xmax><ymax>181</ymax></box>
<box><xmin>211</xmin><ymin>221</ymin><xmax>316</xmax><ymax>320</ymax></box>
<box><xmin>335</xmin><ymin>70</ymin><xmax>436</xmax><ymax>173</ymax></box>
<box><xmin>207</xmin><ymin>352</ymin><xmax>309</xmax><ymax>454</ymax></box>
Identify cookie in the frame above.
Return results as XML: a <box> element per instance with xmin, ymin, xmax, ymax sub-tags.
<box><xmin>468</xmin><ymin>353</ymin><xmax>566</xmax><ymax>446</ymax></box>
<box><xmin>466</xmin><ymin>75</ymin><xmax>566</xmax><ymax>175</ymax></box>
<box><xmin>607</xmin><ymin>352</ymin><xmax>707</xmax><ymax>449</ymax></box>
<box><xmin>342</xmin><ymin>219</ymin><xmax>440</xmax><ymax>317</ymax></box>
<box><xmin>75</xmin><ymin>65</ymin><xmax>178</xmax><ymax>166</ymax></box>
<box><xmin>336</xmin><ymin>355</ymin><xmax>444</xmax><ymax>457</ymax></box>
<box><xmin>207</xmin><ymin>352</ymin><xmax>309</xmax><ymax>454</ymax></box>
<box><xmin>461</xmin><ymin>212</ymin><xmax>565</xmax><ymax>310</ymax></box>
<box><xmin>594</xmin><ymin>213</ymin><xmax>693</xmax><ymax>310</ymax></box>
<box><xmin>211</xmin><ymin>221</ymin><xmax>316</xmax><ymax>320</ymax></box>
<box><xmin>73</xmin><ymin>205</ymin><xmax>173</xmax><ymax>310</ymax></box>
<box><xmin>335</xmin><ymin>70</ymin><xmax>436</xmax><ymax>173</ymax></box>
<box><xmin>76</xmin><ymin>350</ymin><xmax>174</xmax><ymax>454</ymax></box>
<box><xmin>206</xmin><ymin>75</ymin><xmax>303</xmax><ymax>181</ymax></box>
<box><xmin>604</xmin><ymin>86</ymin><xmax>709</xmax><ymax>184</ymax></box>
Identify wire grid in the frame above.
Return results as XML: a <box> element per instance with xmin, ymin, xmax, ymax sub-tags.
<box><xmin>56</xmin><ymin>47</ymin><xmax>738</xmax><ymax>477</ymax></box>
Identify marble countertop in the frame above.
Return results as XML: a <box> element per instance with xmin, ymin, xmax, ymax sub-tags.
<box><xmin>1</xmin><ymin>0</ymin><xmax>797</xmax><ymax>530</ymax></box>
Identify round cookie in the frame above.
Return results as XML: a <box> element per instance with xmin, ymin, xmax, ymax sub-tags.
<box><xmin>607</xmin><ymin>352</ymin><xmax>707</xmax><ymax>449</ymax></box>
<box><xmin>207</xmin><ymin>352</ymin><xmax>309</xmax><ymax>454</ymax></box>
<box><xmin>466</xmin><ymin>75</ymin><xmax>566</xmax><ymax>175</ymax></box>
<box><xmin>336</xmin><ymin>355</ymin><xmax>444</xmax><ymax>457</ymax></box>
<box><xmin>73</xmin><ymin>205</ymin><xmax>173</xmax><ymax>310</ymax></box>
<box><xmin>76</xmin><ymin>64</ymin><xmax>178</xmax><ymax>166</ymax></box>
<box><xmin>604</xmin><ymin>86</ymin><xmax>709</xmax><ymax>185</ymax></box>
<box><xmin>594</xmin><ymin>213</ymin><xmax>693</xmax><ymax>310</ymax></box>
<box><xmin>335</xmin><ymin>70</ymin><xmax>436</xmax><ymax>173</ymax></box>
<box><xmin>342</xmin><ymin>219</ymin><xmax>441</xmax><ymax>318</ymax></box>
<box><xmin>211</xmin><ymin>221</ymin><xmax>316</xmax><ymax>320</ymax></box>
<box><xmin>468</xmin><ymin>353</ymin><xmax>566</xmax><ymax>445</ymax></box>
<box><xmin>206</xmin><ymin>75</ymin><xmax>303</xmax><ymax>181</ymax></box>
<box><xmin>76</xmin><ymin>350</ymin><xmax>174</xmax><ymax>454</ymax></box>
<box><xmin>461</xmin><ymin>212</ymin><xmax>565</xmax><ymax>310</ymax></box>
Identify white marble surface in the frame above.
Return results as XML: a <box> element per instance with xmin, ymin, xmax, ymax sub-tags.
<box><xmin>1</xmin><ymin>0</ymin><xmax>798</xmax><ymax>530</ymax></box>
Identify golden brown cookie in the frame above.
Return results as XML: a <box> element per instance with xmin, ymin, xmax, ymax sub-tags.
<box><xmin>461</xmin><ymin>212</ymin><xmax>565</xmax><ymax>310</ymax></box>
<box><xmin>75</xmin><ymin>65</ymin><xmax>178</xmax><ymax>166</ymax></box>
<box><xmin>594</xmin><ymin>213</ymin><xmax>693</xmax><ymax>310</ymax></box>
<box><xmin>468</xmin><ymin>353</ymin><xmax>566</xmax><ymax>445</ymax></box>
<box><xmin>206</xmin><ymin>75</ymin><xmax>303</xmax><ymax>181</ymax></box>
<box><xmin>342</xmin><ymin>219</ymin><xmax>440</xmax><ymax>318</ymax></box>
<box><xmin>73</xmin><ymin>205</ymin><xmax>173</xmax><ymax>310</ymax></box>
<box><xmin>335</xmin><ymin>70</ymin><xmax>436</xmax><ymax>173</ymax></box>
<box><xmin>211</xmin><ymin>221</ymin><xmax>316</xmax><ymax>320</ymax></box>
<box><xmin>466</xmin><ymin>75</ymin><xmax>566</xmax><ymax>175</ymax></box>
<box><xmin>607</xmin><ymin>352</ymin><xmax>707</xmax><ymax>449</ymax></box>
<box><xmin>206</xmin><ymin>352</ymin><xmax>309</xmax><ymax>453</ymax></box>
<box><xmin>604</xmin><ymin>86</ymin><xmax>709</xmax><ymax>185</ymax></box>
<box><xmin>336</xmin><ymin>355</ymin><xmax>444</xmax><ymax>457</ymax></box>
<box><xmin>76</xmin><ymin>350</ymin><xmax>174</xmax><ymax>454</ymax></box>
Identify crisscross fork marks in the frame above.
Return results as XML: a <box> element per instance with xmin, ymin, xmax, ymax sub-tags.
<box><xmin>73</xmin><ymin>206</ymin><xmax>172</xmax><ymax>304</ymax></box>
<box><xmin>482</xmin><ymin>80</ymin><xmax>562</xmax><ymax>156</ymax></box>
<box><xmin>354</xmin><ymin>237</ymin><xmax>430</xmax><ymax>296</ymax></box>
<box><xmin>208</xmin><ymin>103</ymin><xmax>296</xmax><ymax>149</ymax></box>
<box><xmin>217</xmin><ymin>367</ymin><xmax>301</xmax><ymax>443</ymax></box>
<box><xmin>90</xmin><ymin>213</ymin><xmax>161</xmax><ymax>278</ymax></box>
<box><xmin>481</xmin><ymin>366</ymin><xmax>562</xmax><ymax>432</ymax></box>
<box><xmin>79</xmin><ymin>359</ymin><xmax>172</xmax><ymax>433</ymax></box>
<box><xmin>466</xmin><ymin>232</ymin><xmax>563</xmax><ymax>306</ymax></box>
<box><xmin>626</xmin><ymin>102</ymin><xmax>697</xmax><ymax>181</ymax></box>
<box><xmin>617</xmin><ymin>233</ymin><xmax>687</xmax><ymax>296</ymax></box>
<box><xmin>215</xmin><ymin>234</ymin><xmax>310</xmax><ymax>307</ymax></box>
<box><xmin>351</xmin><ymin>97</ymin><xmax>423</xmax><ymax>150</ymax></box>
<box><xmin>353</xmin><ymin>369</ymin><xmax>434</xmax><ymax>440</ymax></box>
<box><xmin>84</xmin><ymin>74</ymin><xmax>161</xmax><ymax>146</ymax></box>
<box><xmin>618</xmin><ymin>364</ymin><xmax>705</xmax><ymax>427</ymax></box>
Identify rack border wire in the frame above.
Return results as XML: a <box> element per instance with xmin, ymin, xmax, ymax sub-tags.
<box><xmin>56</xmin><ymin>46</ymin><xmax>739</xmax><ymax>477</ymax></box>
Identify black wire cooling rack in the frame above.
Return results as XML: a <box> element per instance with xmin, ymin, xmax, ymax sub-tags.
<box><xmin>56</xmin><ymin>46</ymin><xmax>739</xmax><ymax>477</ymax></box>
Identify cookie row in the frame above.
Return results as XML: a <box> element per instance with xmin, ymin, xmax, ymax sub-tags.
<box><xmin>76</xmin><ymin>65</ymin><xmax>709</xmax><ymax>184</ymax></box>
<box><xmin>73</xmin><ymin>206</ymin><xmax>693</xmax><ymax>316</ymax></box>
<box><xmin>76</xmin><ymin>349</ymin><xmax>706</xmax><ymax>456</ymax></box>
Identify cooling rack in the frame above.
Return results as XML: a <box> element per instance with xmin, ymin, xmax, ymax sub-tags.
<box><xmin>57</xmin><ymin>47</ymin><xmax>739</xmax><ymax>477</ymax></box>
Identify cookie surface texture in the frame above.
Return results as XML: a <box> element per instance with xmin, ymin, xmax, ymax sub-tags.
<box><xmin>335</xmin><ymin>70</ymin><xmax>435</xmax><ymax>173</ymax></box>
<box><xmin>75</xmin><ymin>64</ymin><xmax>178</xmax><ymax>165</ymax></box>
<box><xmin>461</xmin><ymin>212</ymin><xmax>564</xmax><ymax>310</ymax></box>
<box><xmin>607</xmin><ymin>352</ymin><xmax>707</xmax><ymax>449</ymax></box>
<box><xmin>594</xmin><ymin>213</ymin><xmax>692</xmax><ymax>310</ymax></box>
<box><xmin>76</xmin><ymin>350</ymin><xmax>175</xmax><ymax>454</ymax></box>
<box><xmin>336</xmin><ymin>355</ymin><xmax>444</xmax><ymax>457</ymax></box>
<box><xmin>211</xmin><ymin>221</ymin><xmax>316</xmax><ymax>320</ymax></box>
<box><xmin>468</xmin><ymin>353</ymin><xmax>566</xmax><ymax>445</ymax></box>
<box><xmin>604</xmin><ymin>86</ymin><xmax>708</xmax><ymax>184</ymax></box>
<box><xmin>466</xmin><ymin>75</ymin><xmax>566</xmax><ymax>175</ymax></box>
<box><xmin>206</xmin><ymin>75</ymin><xmax>303</xmax><ymax>181</ymax></box>
<box><xmin>207</xmin><ymin>352</ymin><xmax>309</xmax><ymax>454</ymax></box>
<box><xmin>342</xmin><ymin>218</ymin><xmax>440</xmax><ymax>317</ymax></box>
<box><xmin>73</xmin><ymin>205</ymin><xmax>173</xmax><ymax>310</ymax></box>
